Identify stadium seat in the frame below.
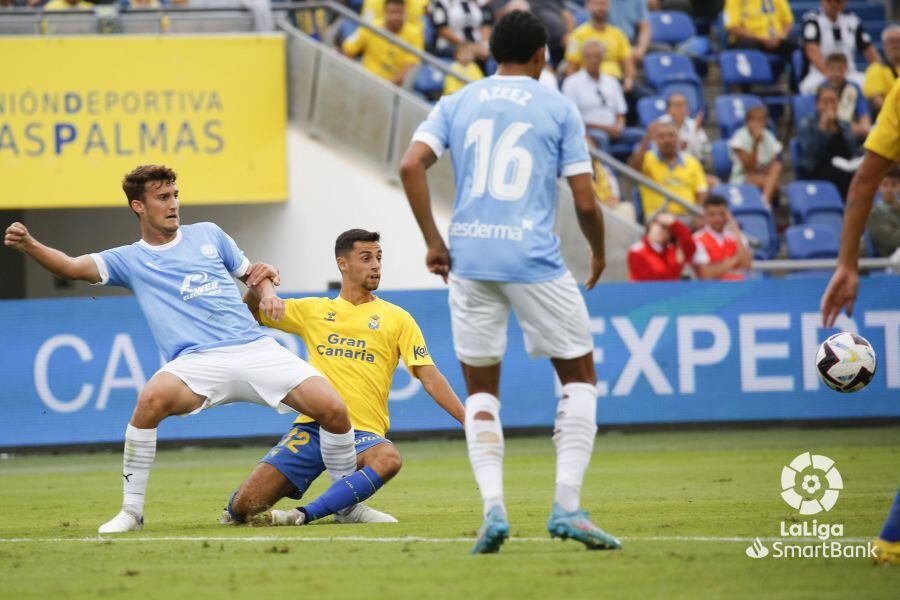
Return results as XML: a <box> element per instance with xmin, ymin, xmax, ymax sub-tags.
<box><xmin>792</xmin><ymin>94</ymin><xmax>816</xmax><ymax>128</ymax></box>
<box><xmin>658</xmin><ymin>80</ymin><xmax>704</xmax><ymax>114</ymax></box>
<box><xmin>637</xmin><ymin>96</ymin><xmax>668</xmax><ymax>128</ymax></box>
<box><xmin>711</xmin><ymin>139</ymin><xmax>733</xmax><ymax>181</ymax></box>
<box><xmin>631</xmin><ymin>186</ymin><xmax>645</xmax><ymax>225</ymax></box>
<box><xmin>713</xmin><ymin>183</ymin><xmax>767</xmax><ymax>212</ymax></box>
<box><xmin>643</xmin><ymin>52</ymin><xmax>700</xmax><ymax>91</ymax></box>
<box><xmin>789</xmin><ymin>138</ymin><xmax>801</xmax><ymax>170</ymax></box>
<box><xmin>649</xmin><ymin>11</ymin><xmax>696</xmax><ymax>46</ymax></box>
<box><xmin>719</xmin><ymin>49</ymin><xmax>775</xmax><ymax>86</ymax></box>
<box><xmin>785</xmin><ymin>224</ymin><xmax>839</xmax><ymax>259</ymax></box>
<box><xmin>787</xmin><ymin>180</ymin><xmax>845</xmax><ymax>239</ymax></box>
<box><xmin>714</xmin><ymin>94</ymin><xmax>763</xmax><ymax>138</ymax></box>
<box><xmin>713</xmin><ymin>183</ymin><xmax>778</xmax><ymax>259</ymax></box>
<box><xmin>413</xmin><ymin>62</ymin><xmax>448</xmax><ymax>101</ymax></box>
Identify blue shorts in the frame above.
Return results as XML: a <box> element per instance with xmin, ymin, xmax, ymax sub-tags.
<box><xmin>260</xmin><ymin>423</ymin><xmax>389</xmax><ymax>500</ymax></box>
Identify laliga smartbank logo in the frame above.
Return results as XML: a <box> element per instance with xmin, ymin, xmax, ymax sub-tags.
<box><xmin>744</xmin><ymin>452</ymin><xmax>876</xmax><ymax>560</ymax></box>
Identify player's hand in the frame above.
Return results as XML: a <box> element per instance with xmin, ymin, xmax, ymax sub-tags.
<box><xmin>585</xmin><ymin>252</ymin><xmax>605</xmax><ymax>290</ymax></box>
<box><xmin>4</xmin><ymin>222</ymin><xmax>33</xmax><ymax>250</ymax></box>
<box><xmin>820</xmin><ymin>265</ymin><xmax>859</xmax><ymax>328</ymax></box>
<box><xmin>259</xmin><ymin>293</ymin><xmax>285</xmax><ymax>322</ymax></box>
<box><xmin>246</xmin><ymin>262</ymin><xmax>280</xmax><ymax>287</ymax></box>
<box><xmin>426</xmin><ymin>243</ymin><xmax>451</xmax><ymax>284</ymax></box>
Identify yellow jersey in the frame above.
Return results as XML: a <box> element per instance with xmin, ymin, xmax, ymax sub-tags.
<box><xmin>261</xmin><ymin>295</ymin><xmax>434</xmax><ymax>437</ymax></box>
<box><xmin>639</xmin><ymin>150</ymin><xmax>708</xmax><ymax>215</ymax></box>
<box><xmin>342</xmin><ymin>19</ymin><xmax>424</xmax><ymax>82</ymax></box>
<box><xmin>864</xmin><ymin>78</ymin><xmax>900</xmax><ymax>162</ymax></box>
<box><xmin>362</xmin><ymin>0</ymin><xmax>427</xmax><ymax>31</ymax></box>
<box><xmin>443</xmin><ymin>61</ymin><xmax>483</xmax><ymax>96</ymax></box>
<box><xmin>862</xmin><ymin>63</ymin><xmax>898</xmax><ymax>101</ymax></box>
<box><xmin>723</xmin><ymin>0</ymin><xmax>793</xmax><ymax>41</ymax></box>
<box><xmin>564</xmin><ymin>22</ymin><xmax>632</xmax><ymax>80</ymax></box>
<box><xmin>44</xmin><ymin>0</ymin><xmax>94</xmax><ymax>9</ymax></box>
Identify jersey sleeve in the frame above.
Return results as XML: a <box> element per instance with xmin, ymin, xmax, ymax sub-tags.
<box><xmin>211</xmin><ymin>223</ymin><xmax>250</xmax><ymax>277</ymax></box>
<box><xmin>864</xmin><ymin>79</ymin><xmax>900</xmax><ymax>162</ymax></box>
<box><xmin>855</xmin><ymin>22</ymin><xmax>873</xmax><ymax>51</ymax></box>
<box><xmin>412</xmin><ymin>95</ymin><xmax>452</xmax><ymax>158</ymax></box>
<box><xmin>342</xmin><ymin>27</ymin><xmax>367</xmax><ymax>57</ymax></box>
<box><xmin>431</xmin><ymin>0</ymin><xmax>449</xmax><ymax>29</ymax></box>
<box><xmin>397</xmin><ymin>311</ymin><xmax>434</xmax><ymax>371</ymax></box>
<box><xmin>691</xmin><ymin>236</ymin><xmax>710</xmax><ymax>265</ymax></box>
<box><xmin>801</xmin><ymin>15</ymin><xmax>820</xmax><ymax>44</ymax></box>
<box><xmin>90</xmin><ymin>245</ymin><xmax>131</xmax><ymax>288</ymax></box>
<box><xmin>260</xmin><ymin>298</ymin><xmax>308</xmax><ymax>336</ymax></box>
<box><xmin>559</xmin><ymin>101</ymin><xmax>592</xmax><ymax>177</ymax></box>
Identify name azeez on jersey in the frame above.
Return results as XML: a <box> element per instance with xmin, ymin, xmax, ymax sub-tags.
<box><xmin>477</xmin><ymin>86</ymin><xmax>533</xmax><ymax>107</ymax></box>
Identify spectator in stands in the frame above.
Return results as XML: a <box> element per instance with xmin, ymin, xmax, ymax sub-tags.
<box><xmin>657</xmin><ymin>92</ymin><xmax>710</xmax><ymax>165</ymax></box>
<box><xmin>866</xmin><ymin>168</ymin><xmax>900</xmax><ymax>257</ymax></box>
<box><xmin>627</xmin><ymin>212</ymin><xmax>696</xmax><ymax>281</ymax></box>
<box><xmin>692</xmin><ymin>195</ymin><xmax>752</xmax><ymax>280</ymax></box>
<box><xmin>519</xmin><ymin>0</ymin><xmax>573</xmax><ymax>66</ymax></box>
<box><xmin>563</xmin><ymin>0</ymin><xmax>633</xmax><ymax>88</ymax></box>
<box><xmin>44</xmin><ymin>0</ymin><xmax>93</xmax><ymax>9</ymax></box>
<box><xmin>823</xmin><ymin>52</ymin><xmax>871</xmax><ymax>140</ymax></box>
<box><xmin>796</xmin><ymin>83</ymin><xmax>861</xmax><ymax>199</ymax></box>
<box><xmin>430</xmin><ymin>0</ymin><xmax>492</xmax><ymax>63</ymax></box>
<box><xmin>608</xmin><ymin>0</ymin><xmax>650</xmax><ymax>63</ymax></box>
<box><xmin>728</xmin><ymin>104</ymin><xmax>783</xmax><ymax>206</ymax></box>
<box><xmin>799</xmin><ymin>0</ymin><xmax>879</xmax><ymax>95</ymax></box>
<box><xmin>562</xmin><ymin>40</ymin><xmax>636</xmax><ymax>151</ymax></box>
<box><xmin>591</xmin><ymin>160</ymin><xmax>635</xmax><ymax>221</ymax></box>
<box><xmin>343</xmin><ymin>0</ymin><xmax>424</xmax><ymax>86</ymax></box>
<box><xmin>628</xmin><ymin>120</ymin><xmax>708</xmax><ymax>217</ymax></box>
<box><xmin>723</xmin><ymin>0</ymin><xmax>795</xmax><ymax>61</ymax></box>
<box><xmin>863</xmin><ymin>25</ymin><xmax>900</xmax><ymax>114</ymax></box>
<box><xmin>364</xmin><ymin>0</ymin><xmax>426</xmax><ymax>31</ymax></box>
<box><xmin>443</xmin><ymin>43</ymin><xmax>484</xmax><ymax>95</ymax></box>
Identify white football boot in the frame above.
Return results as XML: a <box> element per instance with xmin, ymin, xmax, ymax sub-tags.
<box><xmin>334</xmin><ymin>504</ymin><xmax>398</xmax><ymax>524</ymax></box>
<box><xmin>269</xmin><ymin>508</ymin><xmax>306</xmax><ymax>526</ymax></box>
<box><xmin>98</xmin><ymin>509</ymin><xmax>143</xmax><ymax>534</ymax></box>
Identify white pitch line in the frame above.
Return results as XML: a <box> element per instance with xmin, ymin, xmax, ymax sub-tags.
<box><xmin>0</xmin><ymin>535</ymin><xmax>872</xmax><ymax>544</ymax></box>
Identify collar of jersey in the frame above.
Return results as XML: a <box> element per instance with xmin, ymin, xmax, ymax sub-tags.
<box><xmin>333</xmin><ymin>294</ymin><xmax>379</xmax><ymax>309</ymax></box>
<box><xmin>139</xmin><ymin>228</ymin><xmax>183</xmax><ymax>251</ymax></box>
<box><xmin>490</xmin><ymin>75</ymin><xmax>534</xmax><ymax>81</ymax></box>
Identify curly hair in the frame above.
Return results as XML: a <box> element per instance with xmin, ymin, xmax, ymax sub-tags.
<box><xmin>122</xmin><ymin>164</ymin><xmax>177</xmax><ymax>205</ymax></box>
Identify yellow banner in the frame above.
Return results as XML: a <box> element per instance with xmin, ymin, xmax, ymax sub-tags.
<box><xmin>0</xmin><ymin>35</ymin><xmax>286</xmax><ymax>209</ymax></box>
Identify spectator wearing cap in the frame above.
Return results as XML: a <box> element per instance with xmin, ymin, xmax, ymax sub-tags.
<box><xmin>628</xmin><ymin>212</ymin><xmax>697</xmax><ymax>281</ymax></box>
<box><xmin>692</xmin><ymin>195</ymin><xmax>752</xmax><ymax>280</ymax></box>
<box><xmin>728</xmin><ymin>104</ymin><xmax>783</xmax><ymax>206</ymax></box>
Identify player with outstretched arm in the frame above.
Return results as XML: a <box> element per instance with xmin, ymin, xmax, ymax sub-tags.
<box><xmin>820</xmin><ymin>79</ymin><xmax>900</xmax><ymax>566</ymax></box>
<box><xmin>3</xmin><ymin>165</ymin><xmax>358</xmax><ymax>534</ymax></box>
<box><xmin>221</xmin><ymin>229</ymin><xmax>465</xmax><ymax>526</ymax></box>
<box><xmin>398</xmin><ymin>10</ymin><xmax>619</xmax><ymax>553</ymax></box>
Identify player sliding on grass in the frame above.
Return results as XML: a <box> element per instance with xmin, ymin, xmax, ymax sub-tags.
<box><xmin>820</xmin><ymin>79</ymin><xmax>900</xmax><ymax>566</ymax></box>
<box><xmin>3</xmin><ymin>165</ymin><xmax>359</xmax><ymax>534</ymax></box>
<box><xmin>399</xmin><ymin>10</ymin><xmax>619</xmax><ymax>553</ymax></box>
<box><xmin>222</xmin><ymin>229</ymin><xmax>465</xmax><ymax>526</ymax></box>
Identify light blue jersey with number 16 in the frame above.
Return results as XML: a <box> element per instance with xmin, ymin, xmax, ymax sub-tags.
<box><xmin>412</xmin><ymin>74</ymin><xmax>592</xmax><ymax>283</ymax></box>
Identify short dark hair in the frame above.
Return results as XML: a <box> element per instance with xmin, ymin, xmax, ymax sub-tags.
<box><xmin>815</xmin><ymin>82</ymin><xmax>839</xmax><ymax>101</ymax></box>
<box><xmin>122</xmin><ymin>164</ymin><xmax>177</xmax><ymax>207</ymax></box>
<box><xmin>335</xmin><ymin>229</ymin><xmax>381</xmax><ymax>257</ymax></box>
<box><xmin>384</xmin><ymin>0</ymin><xmax>404</xmax><ymax>8</ymax></box>
<box><xmin>704</xmin><ymin>194</ymin><xmax>728</xmax><ymax>208</ymax></box>
<box><xmin>489</xmin><ymin>10</ymin><xmax>547</xmax><ymax>64</ymax></box>
<box><xmin>825</xmin><ymin>52</ymin><xmax>848</xmax><ymax>64</ymax></box>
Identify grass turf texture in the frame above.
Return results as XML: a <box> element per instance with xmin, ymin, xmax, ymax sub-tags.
<box><xmin>1</xmin><ymin>427</ymin><xmax>898</xmax><ymax>599</ymax></box>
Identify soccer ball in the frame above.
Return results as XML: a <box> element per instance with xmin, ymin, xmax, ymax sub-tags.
<box><xmin>815</xmin><ymin>332</ymin><xmax>877</xmax><ymax>393</ymax></box>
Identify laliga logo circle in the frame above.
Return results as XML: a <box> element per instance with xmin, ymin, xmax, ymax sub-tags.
<box><xmin>780</xmin><ymin>452</ymin><xmax>843</xmax><ymax>515</ymax></box>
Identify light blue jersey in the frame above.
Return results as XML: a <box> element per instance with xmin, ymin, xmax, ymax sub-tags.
<box><xmin>91</xmin><ymin>222</ymin><xmax>266</xmax><ymax>362</ymax></box>
<box><xmin>412</xmin><ymin>74</ymin><xmax>592</xmax><ymax>283</ymax></box>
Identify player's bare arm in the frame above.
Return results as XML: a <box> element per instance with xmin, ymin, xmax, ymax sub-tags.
<box><xmin>413</xmin><ymin>364</ymin><xmax>465</xmax><ymax>425</ymax></box>
<box><xmin>567</xmin><ymin>173</ymin><xmax>606</xmax><ymax>290</ymax></box>
<box><xmin>4</xmin><ymin>222</ymin><xmax>101</xmax><ymax>283</ymax></box>
<box><xmin>821</xmin><ymin>150</ymin><xmax>896</xmax><ymax>327</ymax></box>
<box><xmin>399</xmin><ymin>141</ymin><xmax>451</xmax><ymax>282</ymax></box>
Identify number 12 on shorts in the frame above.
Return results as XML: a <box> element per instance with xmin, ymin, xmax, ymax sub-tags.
<box><xmin>464</xmin><ymin>119</ymin><xmax>534</xmax><ymax>202</ymax></box>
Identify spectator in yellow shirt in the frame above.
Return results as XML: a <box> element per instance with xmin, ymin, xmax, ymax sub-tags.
<box><xmin>343</xmin><ymin>0</ymin><xmax>424</xmax><ymax>86</ymax></box>
<box><xmin>44</xmin><ymin>0</ymin><xmax>92</xmax><ymax>9</ymax></box>
<box><xmin>863</xmin><ymin>25</ymin><xmax>900</xmax><ymax>113</ymax></box>
<box><xmin>362</xmin><ymin>0</ymin><xmax>426</xmax><ymax>31</ymax></box>
<box><xmin>563</xmin><ymin>0</ymin><xmax>634</xmax><ymax>92</ymax></box>
<box><xmin>723</xmin><ymin>0</ymin><xmax>796</xmax><ymax>61</ymax></box>
<box><xmin>443</xmin><ymin>43</ymin><xmax>483</xmax><ymax>96</ymax></box>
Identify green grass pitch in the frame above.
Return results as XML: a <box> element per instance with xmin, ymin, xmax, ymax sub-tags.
<box><xmin>1</xmin><ymin>427</ymin><xmax>899</xmax><ymax>599</ymax></box>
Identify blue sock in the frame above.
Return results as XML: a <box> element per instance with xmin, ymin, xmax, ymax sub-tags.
<box><xmin>879</xmin><ymin>486</ymin><xmax>900</xmax><ymax>542</ymax></box>
<box><xmin>302</xmin><ymin>467</ymin><xmax>384</xmax><ymax>522</ymax></box>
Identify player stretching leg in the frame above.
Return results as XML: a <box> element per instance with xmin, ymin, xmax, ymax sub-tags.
<box><xmin>221</xmin><ymin>229</ymin><xmax>465</xmax><ymax>526</ymax></box>
<box><xmin>3</xmin><ymin>165</ymin><xmax>358</xmax><ymax>534</ymax></box>
<box><xmin>399</xmin><ymin>10</ymin><xmax>620</xmax><ymax>554</ymax></box>
<box><xmin>821</xmin><ymin>79</ymin><xmax>900</xmax><ymax>566</ymax></box>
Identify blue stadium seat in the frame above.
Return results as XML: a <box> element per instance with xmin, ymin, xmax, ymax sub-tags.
<box><xmin>643</xmin><ymin>52</ymin><xmax>700</xmax><ymax>91</ymax></box>
<box><xmin>711</xmin><ymin>139</ymin><xmax>732</xmax><ymax>181</ymax></box>
<box><xmin>714</xmin><ymin>94</ymin><xmax>763</xmax><ymax>138</ymax></box>
<box><xmin>637</xmin><ymin>96</ymin><xmax>667</xmax><ymax>128</ymax></box>
<box><xmin>787</xmin><ymin>180</ymin><xmax>845</xmax><ymax>239</ymax></box>
<box><xmin>789</xmin><ymin>138</ymin><xmax>801</xmax><ymax>169</ymax></box>
<box><xmin>413</xmin><ymin>62</ymin><xmax>448</xmax><ymax>101</ymax></box>
<box><xmin>785</xmin><ymin>224</ymin><xmax>839</xmax><ymax>259</ymax></box>
<box><xmin>712</xmin><ymin>183</ymin><xmax>778</xmax><ymax>259</ymax></box>
<box><xmin>338</xmin><ymin>18</ymin><xmax>359</xmax><ymax>42</ymax></box>
<box><xmin>631</xmin><ymin>186</ymin><xmax>645</xmax><ymax>225</ymax></box>
<box><xmin>713</xmin><ymin>183</ymin><xmax>767</xmax><ymax>212</ymax></box>
<box><xmin>719</xmin><ymin>49</ymin><xmax>775</xmax><ymax>86</ymax></box>
<box><xmin>862</xmin><ymin>21</ymin><xmax>887</xmax><ymax>41</ymax></box>
<box><xmin>649</xmin><ymin>11</ymin><xmax>696</xmax><ymax>45</ymax></box>
<box><xmin>659</xmin><ymin>80</ymin><xmax>704</xmax><ymax>114</ymax></box>
<box><xmin>792</xmin><ymin>94</ymin><xmax>816</xmax><ymax>128</ymax></box>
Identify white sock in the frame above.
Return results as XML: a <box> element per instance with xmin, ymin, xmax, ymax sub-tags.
<box><xmin>465</xmin><ymin>393</ymin><xmax>505</xmax><ymax>517</ymax></box>
<box><xmin>122</xmin><ymin>424</ymin><xmax>157</xmax><ymax>516</ymax></box>
<box><xmin>553</xmin><ymin>383</ymin><xmax>598</xmax><ymax>513</ymax></box>
<box><xmin>319</xmin><ymin>428</ymin><xmax>357</xmax><ymax>482</ymax></box>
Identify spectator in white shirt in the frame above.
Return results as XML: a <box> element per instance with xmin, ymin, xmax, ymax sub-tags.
<box><xmin>728</xmin><ymin>104</ymin><xmax>784</xmax><ymax>206</ymax></box>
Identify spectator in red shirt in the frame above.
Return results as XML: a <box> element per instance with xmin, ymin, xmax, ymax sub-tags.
<box><xmin>691</xmin><ymin>195</ymin><xmax>753</xmax><ymax>281</ymax></box>
<box><xmin>627</xmin><ymin>212</ymin><xmax>696</xmax><ymax>281</ymax></box>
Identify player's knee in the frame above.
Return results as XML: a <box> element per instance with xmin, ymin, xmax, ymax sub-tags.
<box><xmin>376</xmin><ymin>448</ymin><xmax>403</xmax><ymax>480</ymax></box>
<box><xmin>318</xmin><ymin>398</ymin><xmax>351</xmax><ymax>432</ymax></box>
<box><xmin>134</xmin><ymin>385</ymin><xmax>174</xmax><ymax>423</ymax></box>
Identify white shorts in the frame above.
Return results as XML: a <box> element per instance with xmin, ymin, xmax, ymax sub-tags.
<box><xmin>448</xmin><ymin>271</ymin><xmax>594</xmax><ymax>366</ymax></box>
<box><xmin>159</xmin><ymin>337</ymin><xmax>321</xmax><ymax>415</ymax></box>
